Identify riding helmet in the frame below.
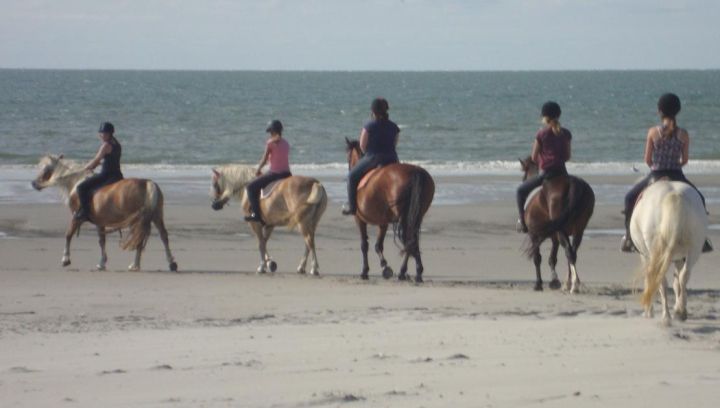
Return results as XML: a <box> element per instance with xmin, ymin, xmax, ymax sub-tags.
<box><xmin>541</xmin><ymin>101</ymin><xmax>561</xmax><ymax>120</ymax></box>
<box><xmin>98</xmin><ymin>122</ymin><xmax>115</xmax><ymax>134</ymax></box>
<box><xmin>266</xmin><ymin>120</ymin><xmax>283</xmax><ymax>134</ymax></box>
<box><xmin>657</xmin><ymin>93</ymin><xmax>681</xmax><ymax>118</ymax></box>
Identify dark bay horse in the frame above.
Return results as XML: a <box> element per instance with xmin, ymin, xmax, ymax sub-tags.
<box><xmin>32</xmin><ymin>155</ymin><xmax>177</xmax><ymax>272</ymax></box>
<box><xmin>519</xmin><ymin>157</ymin><xmax>594</xmax><ymax>292</ymax></box>
<box><xmin>345</xmin><ymin>139</ymin><xmax>435</xmax><ymax>282</ymax></box>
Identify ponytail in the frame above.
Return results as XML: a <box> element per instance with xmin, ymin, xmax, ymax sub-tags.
<box><xmin>371</xmin><ymin>98</ymin><xmax>390</xmax><ymax>120</ymax></box>
<box><xmin>543</xmin><ymin>117</ymin><xmax>562</xmax><ymax>135</ymax></box>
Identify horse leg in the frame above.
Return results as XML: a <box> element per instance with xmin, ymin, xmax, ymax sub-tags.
<box><xmin>153</xmin><ymin>215</ymin><xmax>177</xmax><ymax>272</ymax></box>
<box><xmin>399</xmin><ymin>252</ymin><xmax>410</xmax><ymax>281</ymax></box>
<box><xmin>658</xmin><ymin>275</ymin><xmax>671</xmax><ymax>326</ymax></box>
<box><xmin>357</xmin><ymin>220</ymin><xmax>370</xmax><ymax>279</ymax></box>
<box><xmin>532</xmin><ymin>242</ymin><xmax>543</xmax><ymax>291</ymax></box>
<box><xmin>297</xmin><ymin>225</ymin><xmax>315</xmax><ymax>275</ymax></box>
<box><xmin>96</xmin><ymin>226</ymin><xmax>107</xmax><ymax>271</ymax></box>
<box><xmin>61</xmin><ymin>219</ymin><xmax>82</xmax><ymax>267</ymax></box>
<box><xmin>413</xmin><ymin>249</ymin><xmax>424</xmax><ymax>283</ymax></box>
<box><xmin>308</xmin><ymin>227</ymin><xmax>320</xmax><ymax>276</ymax></box>
<box><xmin>559</xmin><ymin>233</ymin><xmax>580</xmax><ymax>293</ymax></box>
<box><xmin>643</xmin><ymin>265</ymin><xmax>654</xmax><ymax>319</ymax></box>
<box><xmin>250</xmin><ymin>223</ymin><xmax>268</xmax><ymax>274</ymax></box>
<box><xmin>673</xmin><ymin>259</ymin><xmax>691</xmax><ymax>322</ymax></box>
<box><xmin>129</xmin><ymin>246</ymin><xmax>143</xmax><ymax>271</ymax></box>
<box><xmin>375</xmin><ymin>224</ymin><xmax>393</xmax><ymax>279</ymax></box>
<box><xmin>548</xmin><ymin>235</ymin><xmax>561</xmax><ymax>290</ymax></box>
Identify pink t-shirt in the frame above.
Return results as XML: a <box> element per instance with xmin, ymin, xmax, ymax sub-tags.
<box><xmin>267</xmin><ymin>138</ymin><xmax>290</xmax><ymax>173</ymax></box>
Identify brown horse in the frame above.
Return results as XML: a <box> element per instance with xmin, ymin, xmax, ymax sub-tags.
<box><xmin>519</xmin><ymin>157</ymin><xmax>594</xmax><ymax>292</ymax></box>
<box><xmin>210</xmin><ymin>165</ymin><xmax>327</xmax><ymax>275</ymax></box>
<box><xmin>345</xmin><ymin>139</ymin><xmax>435</xmax><ymax>282</ymax></box>
<box><xmin>31</xmin><ymin>155</ymin><xmax>177</xmax><ymax>271</ymax></box>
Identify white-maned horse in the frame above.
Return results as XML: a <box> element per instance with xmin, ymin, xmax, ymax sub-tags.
<box><xmin>31</xmin><ymin>155</ymin><xmax>177</xmax><ymax>272</ymax></box>
<box><xmin>210</xmin><ymin>165</ymin><xmax>327</xmax><ymax>275</ymax></box>
<box><xmin>631</xmin><ymin>180</ymin><xmax>708</xmax><ymax>325</ymax></box>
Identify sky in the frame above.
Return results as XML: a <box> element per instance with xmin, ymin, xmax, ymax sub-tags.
<box><xmin>1</xmin><ymin>0</ymin><xmax>719</xmax><ymax>71</ymax></box>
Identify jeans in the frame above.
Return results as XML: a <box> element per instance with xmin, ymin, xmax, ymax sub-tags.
<box><xmin>516</xmin><ymin>167</ymin><xmax>567</xmax><ymax>219</ymax></box>
<box><xmin>346</xmin><ymin>153</ymin><xmax>398</xmax><ymax>211</ymax></box>
<box><xmin>624</xmin><ymin>169</ymin><xmax>706</xmax><ymax>230</ymax></box>
<box><xmin>76</xmin><ymin>172</ymin><xmax>123</xmax><ymax>215</ymax></box>
<box><xmin>245</xmin><ymin>171</ymin><xmax>291</xmax><ymax>215</ymax></box>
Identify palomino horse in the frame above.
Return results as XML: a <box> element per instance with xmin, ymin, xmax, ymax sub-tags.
<box><xmin>631</xmin><ymin>180</ymin><xmax>707</xmax><ymax>325</ymax></box>
<box><xmin>210</xmin><ymin>165</ymin><xmax>327</xmax><ymax>275</ymax></box>
<box><xmin>519</xmin><ymin>157</ymin><xmax>595</xmax><ymax>292</ymax></box>
<box><xmin>31</xmin><ymin>155</ymin><xmax>177</xmax><ymax>271</ymax></box>
<box><xmin>345</xmin><ymin>139</ymin><xmax>435</xmax><ymax>282</ymax></box>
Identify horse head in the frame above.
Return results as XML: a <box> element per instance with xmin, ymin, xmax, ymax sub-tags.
<box><xmin>345</xmin><ymin>138</ymin><xmax>363</xmax><ymax>169</ymax></box>
<box><xmin>210</xmin><ymin>168</ymin><xmax>227</xmax><ymax>210</ymax></box>
<box><xmin>519</xmin><ymin>156</ymin><xmax>538</xmax><ymax>181</ymax></box>
<box><xmin>31</xmin><ymin>154</ymin><xmax>65</xmax><ymax>191</ymax></box>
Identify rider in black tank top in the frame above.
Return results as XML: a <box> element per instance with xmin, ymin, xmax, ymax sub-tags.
<box><xmin>74</xmin><ymin>122</ymin><xmax>124</xmax><ymax>222</ymax></box>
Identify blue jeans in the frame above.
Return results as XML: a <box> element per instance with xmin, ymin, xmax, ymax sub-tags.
<box><xmin>76</xmin><ymin>172</ymin><xmax>123</xmax><ymax>215</ymax></box>
<box><xmin>346</xmin><ymin>154</ymin><xmax>398</xmax><ymax>211</ymax></box>
<box><xmin>624</xmin><ymin>169</ymin><xmax>705</xmax><ymax>230</ymax></box>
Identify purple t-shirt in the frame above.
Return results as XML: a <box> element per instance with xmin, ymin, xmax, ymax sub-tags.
<box><xmin>536</xmin><ymin>127</ymin><xmax>571</xmax><ymax>171</ymax></box>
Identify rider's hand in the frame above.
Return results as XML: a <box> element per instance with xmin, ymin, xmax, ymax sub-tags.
<box><xmin>255</xmin><ymin>170</ymin><xmax>262</xmax><ymax>177</ymax></box>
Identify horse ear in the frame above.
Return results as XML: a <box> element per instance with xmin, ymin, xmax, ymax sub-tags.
<box><xmin>58</xmin><ymin>153</ymin><xmax>64</xmax><ymax>160</ymax></box>
<box><xmin>212</xmin><ymin>168</ymin><xmax>220</xmax><ymax>179</ymax></box>
<box><xmin>344</xmin><ymin>137</ymin><xmax>351</xmax><ymax>146</ymax></box>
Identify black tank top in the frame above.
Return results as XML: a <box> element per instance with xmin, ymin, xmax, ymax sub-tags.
<box><xmin>100</xmin><ymin>138</ymin><xmax>122</xmax><ymax>177</ymax></box>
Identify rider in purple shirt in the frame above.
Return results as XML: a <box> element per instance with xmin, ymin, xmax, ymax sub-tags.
<box><xmin>516</xmin><ymin>101</ymin><xmax>572</xmax><ymax>233</ymax></box>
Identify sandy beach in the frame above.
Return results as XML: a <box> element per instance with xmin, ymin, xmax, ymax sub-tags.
<box><xmin>1</xmin><ymin>174</ymin><xmax>719</xmax><ymax>407</ymax></box>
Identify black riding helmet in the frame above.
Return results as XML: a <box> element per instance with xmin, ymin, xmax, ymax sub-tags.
<box><xmin>658</xmin><ymin>93</ymin><xmax>681</xmax><ymax>118</ymax></box>
<box><xmin>541</xmin><ymin>101</ymin><xmax>561</xmax><ymax>120</ymax></box>
<box><xmin>98</xmin><ymin>122</ymin><xmax>115</xmax><ymax>134</ymax></box>
<box><xmin>266</xmin><ymin>120</ymin><xmax>283</xmax><ymax>134</ymax></box>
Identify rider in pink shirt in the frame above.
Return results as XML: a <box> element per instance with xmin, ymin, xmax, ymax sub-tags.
<box><xmin>244</xmin><ymin>120</ymin><xmax>292</xmax><ymax>224</ymax></box>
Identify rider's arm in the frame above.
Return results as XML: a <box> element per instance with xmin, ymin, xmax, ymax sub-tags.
<box><xmin>680</xmin><ymin>130</ymin><xmax>690</xmax><ymax>166</ymax></box>
<box><xmin>359</xmin><ymin>128</ymin><xmax>369</xmax><ymax>153</ymax></box>
<box><xmin>643</xmin><ymin>128</ymin><xmax>655</xmax><ymax>168</ymax></box>
<box><xmin>84</xmin><ymin>143</ymin><xmax>111</xmax><ymax>171</ymax></box>
<box><xmin>256</xmin><ymin>144</ymin><xmax>271</xmax><ymax>176</ymax></box>
<box><xmin>565</xmin><ymin>138</ymin><xmax>572</xmax><ymax>161</ymax></box>
<box><xmin>530</xmin><ymin>139</ymin><xmax>541</xmax><ymax>164</ymax></box>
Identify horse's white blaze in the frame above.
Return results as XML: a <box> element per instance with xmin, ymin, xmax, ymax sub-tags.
<box><xmin>631</xmin><ymin>181</ymin><xmax>707</xmax><ymax>324</ymax></box>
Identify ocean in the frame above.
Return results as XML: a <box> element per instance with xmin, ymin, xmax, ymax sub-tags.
<box><xmin>2</xmin><ymin>69</ymin><xmax>720</xmax><ymax>205</ymax></box>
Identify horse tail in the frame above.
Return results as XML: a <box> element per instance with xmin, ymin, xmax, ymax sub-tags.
<box><xmin>394</xmin><ymin>169</ymin><xmax>431</xmax><ymax>257</ymax></box>
<box><xmin>641</xmin><ymin>191</ymin><xmax>688</xmax><ymax>308</ymax></box>
<box><xmin>288</xmin><ymin>181</ymin><xmax>327</xmax><ymax>231</ymax></box>
<box><xmin>120</xmin><ymin>180</ymin><xmax>159</xmax><ymax>251</ymax></box>
<box><xmin>524</xmin><ymin>176</ymin><xmax>591</xmax><ymax>258</ymax></box>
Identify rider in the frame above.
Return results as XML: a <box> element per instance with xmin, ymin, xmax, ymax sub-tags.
<box><xmin>244</xmin><ymin>119</ymin><xmax>292</xmax><ymax>224</ymax></box>
<box><xmin>621</xmin><ymin>93</ymin><xmax>713</xmax><ymax>253</ymax></box>
<box><xmin>342</xmin><ymin>97</ymin><xmax>400</xmax><ymax>215</ymax></box>
<box><xmin>516</xmin><ymin>101</ymin><xmax>572</xmax><ymax>233</ymax></box>
<box><xmin>74</xmin><ymin>122</ymin><xmax>123</xmax><ymax>222</ymax></box>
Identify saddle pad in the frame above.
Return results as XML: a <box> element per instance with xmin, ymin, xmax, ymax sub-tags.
<box><xmin>261</xmin><ymin>180</ymin><xmax>281</xmax><ymax>199</ymax></box>
<box><xmin>635</xmin><ymin>176</ymin><xmax>670</xmax><ymax>206</ymax></box>
<box><xmin>524</xmin><ymin>186</ymin><xmax>542</xmax><ymax>210</ymax></box>
<box><xmin>358</xmin><ymin>167</ymin><xmax>381</xmax><ymax>191</ymax></box>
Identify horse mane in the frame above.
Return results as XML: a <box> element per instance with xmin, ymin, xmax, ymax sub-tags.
<box><xmin>38</xmin><ymin>155</ymin><xmax>89</xmax><ymax>200</ymax></box>
<box><xmin>214</xmin><ymin>164</ymin><xmax>257</xmax><ymax>200</ymax></box>
<box><xmin>345</xmin><ymin>139</ymin><xmax>361</xmax><ymax>153</ymax></box>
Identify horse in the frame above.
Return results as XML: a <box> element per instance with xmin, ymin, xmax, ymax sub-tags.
<box><xmin>31</xmin><ymin>154</ymin><xmax>177</xmax><ymax>272</ymax></box>
<box><xmin>345</xmin><ymin>139</ymin><xmax>435</xmax><ymax>282</ymax></box>
<box><xmin>210</xmin><ymin>165</ymin><xmax>327</xmax><ymax>275</ymax></box>
<box><xmin>631</xmin><ymin>180</ymin><xmax>708</xmax><ymax>325</ymax></box>
<box><xmin>519</xmin><ymin>157</ymin><xmax>595</xmax><ymax>292</ymax></box>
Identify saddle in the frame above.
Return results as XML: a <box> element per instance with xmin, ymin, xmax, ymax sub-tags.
<box><xmin>634</xmin><ymin>176</ymin><xmax>671</xmax><ymax>206</ymax></box>
<box><xmin>524</xmin><ymin>174</ymin><xmax>571</xmax><ymax>210</ymax></box>
<box><xmin>261</xmin><ymin>180</ymin><xmax>283</xmax><ymax>199</ymax></box>
<box><xmin>358</xmin><ymin>167</ymin><xmax>382</xmax><ymax>191</ymax></box>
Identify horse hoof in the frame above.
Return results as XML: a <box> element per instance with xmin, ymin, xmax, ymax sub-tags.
<box><xmin>534</xmin><ymin>284</ymin><xmax>543</xmax><ymax>291</ymax></box>
<box><xmin>310</xmin><ymin>270</ymin><xmax>320</xmax><ymax>276</ymax></box>
<box><xmin>360</xmin><ymin>273</ymin><xmax>369</xmax><ymax>280</ymax></box>
<box><xmin>128</xmin><ymin>265</ymin><xmax>140</xmax><ymax>272</ymax></box>
<box><xmin>297</xmin><ymin>267</ymin><xmax>306</xmax><ymax>275</ymax></box>
<box><xmin>268</xmin><ymin>261</ymin><xmax>277</xmax><ymax>273</ymax></box>
<box><xmin>169</xmin><ymin>262</ymin><xmax>178</xmax><ymax>272</ymax></box>
<box><xmin>62</xmin><ymin>259</ymin><xmax>71</xmax><ymax>267</ymax></box>
<box><xmin>382</xmin><ymin>266</ymin><xmax>394</xmax><ymax>279</ymax></box>
<box><xmin>674</xmin><ymin>310</ymin><xmax>688</xmax><ymax>322</ymax></box>
<box><xmin>415</xmin><ymin>276</ymin><xmax>423</xmax><ymax>284</ymax></box>
<box><xmin>398</xmin><ymin>274</ymin><xmax>408</xmax><ymax>281</ymax></box>
<box><xmin>549</xmin><ymin>279</ymin><xmax>561</xmax><ymax>290</ymax></box>
<box><xmin>96</xmin><ymin>265</ymin><xmax>106</xmax><ymax>271</ymax></box>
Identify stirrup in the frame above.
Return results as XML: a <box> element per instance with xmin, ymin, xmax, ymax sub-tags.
<box><xmin>702</xmin><ymin>238</ymin><xmax>713</xmax><ymax>253</ymax></box>
<box><xmin>620</xmin><ymin>235</ymin><xmax>636</xmax><ymax>253</ymax></box>
<box><xmin>516</xmin><ymin>218</ymin><xmax>528</xmax><ymax>233</ymax></box>
<box><xmin>341</xmin><ymin>203</ymin><xmax>356</xmax><ymax>216</ymax></box>
<box><xmin>73</xmin><ymin>209</ymin><xmax>89</xmax><ymax>222</ymax></box>
<box><xmin>244</xmin><ymin>213</ymin><xmax>265</xmax><ymax>225</ymax></box>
